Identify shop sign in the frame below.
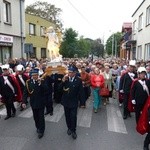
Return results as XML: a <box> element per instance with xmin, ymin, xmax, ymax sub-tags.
<box><xmin>0</xmin><ymin>42</ymin><xmax>13</xmax><ymax>46</ymax></box>
<box><xmin>0</xmin><ymin>34</ymin><xmax>13</xmax><ymax>43</ymax></box>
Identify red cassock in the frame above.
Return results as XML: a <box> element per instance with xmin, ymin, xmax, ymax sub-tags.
<box><xmin>136</xmin><ymin>96</ymin><xmax>150</xmax><ymax>135</ymax></box>
<box><xmin>118</xmin><ymin>92</ymin><xmax>124</xmax><ymax>103</ymax></box>
<box><xmin>1</xmin><ymin>74</ymin><xmax>22</xmax><ymax>103</ymax></box>
<box><xmin>128</xmin><ymin>79</ymin><xmax>139</xmax><ymax>112</ymax></box>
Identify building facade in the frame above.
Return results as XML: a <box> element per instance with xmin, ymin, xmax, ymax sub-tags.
<box><xmin>25</xmin><ymin>13</ymin><xmax>56</xmax><ymax>59</ymax></box>
<box><xmin>132</xmin><ymin>0</ymin><xmax>150</xmax><ymax>60</ymax></box>
<box><xmin>0</xmin><ymin>0</ymin><xmax>25</xmax><ymax>63</ymax></box>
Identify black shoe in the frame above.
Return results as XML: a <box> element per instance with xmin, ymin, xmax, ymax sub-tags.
<box><xmin>67</xmin><ymin>129</ymin><xmax>72</xmax><ymax>135</ymax></box>
<box><xmin>36</xmin><ymin>129</ymin><xmax>40</xmax><ymax>133</ymax></box>
<box><xmin>72</xmin><ymin>132</ymin><xmax>77</xmax><ymax>139</ymax></box>
<box><xmin>123</xmin><ymin>115</ymin><xmax>127</xmax><ymax>119</ymax></box>
<box><xmin>50</xmin><ymin>112</ymin><xmax>53</xmax><ymax>116</ymax></box>
<box><xmin>4</xmin><ymin>116</ymin><xmax>11</xmax><ymax>120</ymax></box>
<box><xmin>11</xmin><ymin>112</ymin><xmax>16</xmax><ymax>117</ymax></box>
<box><xmin>143</xmin><ymin>146</ymin><xmax>149</xmax><ymax>150</ymax></box>
<box><xmin>44</xmin><ymin>112</ymin><xmax>50</xmax><ymax>115</ymax></box>
<box><xmin>38</xmin><ymin>133</ymin><xmax>44</xmax><ymax>139</ymax></box>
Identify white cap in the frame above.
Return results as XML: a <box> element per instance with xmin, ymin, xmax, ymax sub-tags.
<box><xmin>16</xmin><ymin>64</ymin><xmax>24</xmax><ymax>71</ymax></box>
<box><xmin>1</xmin><ymin>64</ymin><xmax>9</xmax><ymax>70</ymax></box>
<box><xmin>129</xmin><ymin>60</ymin><xmax>136</xmax><ymax>66</ymax></box>
<box><xmin>137</xmin><ymin>67</ymin><xmax>147</xmax><ymax>73</ymax></box>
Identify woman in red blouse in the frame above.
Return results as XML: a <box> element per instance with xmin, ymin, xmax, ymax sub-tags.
<box><xmin>91</xmin><ymin>67</ymin><xmax>104</xmax><ymax>113</ymax></box>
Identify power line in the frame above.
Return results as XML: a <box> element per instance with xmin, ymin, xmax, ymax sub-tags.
<box><xmin>66</xmin><ymin>0</ymin><xmax>98</xmax><ymax>30</ymax></box>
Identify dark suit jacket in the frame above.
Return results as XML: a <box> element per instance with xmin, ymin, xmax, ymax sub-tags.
<box><xmin>59</xmin><ymin>76</ymin><xmax>85</xmax><ymax>108</ymax></box>
<box><xmin>16</xmin><ymin>73</ymin><xmax>30</xmax><ymax>93</ymax></box>
<box><xmin>119</xmin><ymin>72</ymin><xmax>136</xmax><ymax>94</ymax></box>
<box><xmin>0</xmin><ymin>75</ymin><xmax>18</xmax><ymax>99</ymax></box>
<box><xmin>43</xmin><ymin>75</ymin><xmax>54</xmax><ymax>96</ymax></box>
<box><xmin>22</xmin><ymin>79</ymin><xmax>48</xmax><ymax>109</ymax></box>
<box><xmin>131</xmin><ymin>79</ymin><xmax>150</xmax><ymax>105</ymax></box>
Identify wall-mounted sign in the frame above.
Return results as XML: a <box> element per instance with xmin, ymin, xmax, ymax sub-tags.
<box><xmin>0</xmin><ymin>34</ymin><xmax>13</xmax><ymax>43</ymax></box>
<box><xmin>0</xmin><ymin>42</ymin><xmax>13</xmax><ymax>46</ymax></box>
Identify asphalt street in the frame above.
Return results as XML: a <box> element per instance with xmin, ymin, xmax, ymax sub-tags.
<box><xmin>0</xmin><ymin>97</ymin><xmax>145</xmax><ymax>150</ymax></box>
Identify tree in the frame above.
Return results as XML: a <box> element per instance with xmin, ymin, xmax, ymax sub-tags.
<box><xmin>91</xmin><ymin>38</ymin><xmax>104</xmax><ymax>58</ymax></box>
<box><xmin>77</xmin><ymin>36</ymin><xmax>91</xmax><ymax>57</ymax></box>
<box><xmin>105</xmin><ymin>32</ymin><xmax>122</xmax><ymax>56</ymax></box>
<box><xmin>59</xmin><ymin>28</ymin><xmax>79</xmax><ymax>58</ymax></box>
<box><xmin>25</xmin><ymin>1</ymin><xmax>63</xmax><ymax>29</ymax></box>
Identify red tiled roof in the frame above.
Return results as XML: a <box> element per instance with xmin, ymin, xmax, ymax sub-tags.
<box><xmin>122</xmin><ymin>22</ymin><xmax>132</xmax><ymax>28</ymax></box>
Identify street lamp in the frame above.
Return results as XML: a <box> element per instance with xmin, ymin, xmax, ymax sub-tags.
<box><xmin>112</xmin><ymin>34</ymin><xmax>114</xmax><ymax>57</ymax></box>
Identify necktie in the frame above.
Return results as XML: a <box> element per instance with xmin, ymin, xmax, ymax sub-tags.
<box><xmin>70</xmin><ymin>77</ymin><xmax>72</xmax><ymax>82</ymax></box>
<box><xmin>33</xmin><ymin>80</ymin><xmax>37</xmax><ymax>84</ymax></box>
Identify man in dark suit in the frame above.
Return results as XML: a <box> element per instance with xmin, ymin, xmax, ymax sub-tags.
<box><xmin>60</xmin><ymin>67</ymin><xmax>85</xmax><ymax>139</ymax></box>
<box><xmin>131</xmin><ymin>67</ymin><xmax>150</xmax><ymax>150</ymax></box>
<box><xmin>120</xmin><ymin>60</ymin><xmax>136</xmax><ymax>119</ymax></box>
<box><xmin>15</xmin><ymin>64</ymin><xmax>30</xmax><ymax>111</ymax></box>
<box><xmin>0</xmin><ymin>64</ymin><xmax>22</xmax><ymax>120</ymax></box>
<box><xmin>53</xmin><ymin>73</ymin><xmax>64</xmax><ymax>103</ymax></box>
<box><xmin>146</xmin><ymin>66</ymin><xmax>150</xmax><ymax>80</ymax></box>
<box><xmin>131</xmin><ymin>67</ymin><xmax>150</xmax><ymax>123</ymax></box>
<box><xmin>22</xmin><ymin>68</ymin><xmax>48</xmax><ymax>139</ymax></box>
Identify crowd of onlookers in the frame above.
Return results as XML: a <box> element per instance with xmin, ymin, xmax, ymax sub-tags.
<box><xmin>1</xmin><ymin>57</ymin><xmax>150</xmax><ymax>148</ymax></box>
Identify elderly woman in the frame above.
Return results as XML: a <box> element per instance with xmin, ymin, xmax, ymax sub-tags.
<box><xmin>91</xmin><ymin>67</ymin><xmax>104</xmax><ymax>113</ymax></box>
<box><xmin>80</xmin><ymin>66</ymin><xmax>91</xmax><ymax>108</ymax></box>
<box><xmin>103</xmin><ymin>66</ymin><xmax>113</xmax><ymax>105</ymax></box>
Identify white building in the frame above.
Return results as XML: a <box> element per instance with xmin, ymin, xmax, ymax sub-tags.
<box><xmin>0</xmin><ymin>0</ymin><xmax>25</xmax><ymax>63</ymax></box>
<box><xmin>132</xmin><ymin>0</ymin><xmax>150</xmax><ymax>60</ymax></box>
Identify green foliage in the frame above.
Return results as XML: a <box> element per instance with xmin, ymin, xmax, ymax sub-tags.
<box><xmin>77</xmin><ymin>37</ymin><xmax>91</xmax><ymax>57</ymax></box>
<box><xmin>60</xmin><ymin>28</ymin><xmax>92</xmax><ymax>58</ymax></box>
<box><xmin>60</xmin><ymin>28</ymin><xmax>79</xmax><ymax>58</ymax></box>
<box><xmin>25</xmin><ymin>1</ymin><xmax>63</xmax><ymax>29</ymax></box>
<box><xmin>91</xmin><ymin>39</ymin><xmax>104</xmax><ymax>58</ymax></box>
<box><xmin>105</xmin><ymin>32</ymin><xmax>122</xmax><ymax>56</ymax></box>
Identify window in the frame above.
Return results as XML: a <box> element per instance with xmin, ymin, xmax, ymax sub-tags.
<box><xmin>41</xmin><ymin>48</ymin><xmax>46</xmax><ymax>58</ymax></box>
<box><xmin>3</xmin><ymin>1</ymin><xmax>11</xmax><ymax>24</ymax></box>
<box><xmin>29</xmin><ymin>23</ymin><xmax>36</xmax><ymax>35</ymax></box>
<box><xmin>133</xmin><ymin>21</ymin><xmax>136</xmax><ymax>34</ymax></box>
<box><xmin>138</xmin><ymin>13</ymin><xmax>143</xmax><ymax>31</ymax></box>
<box><xmin>132</xmin><ymin>20</ymin><xmax>137</xmax><ymax>40</ymax></box>
<box><xmin>146</xmin><ymin>6</ymin><xmax>150</xmax><ymax>26</ymax></box>
<box><xmin>145</xmin><ymin>44</ymin><xmax>150</xmax><ymax>60</ymax></box>
<box><xmin>30</xmin><ymin>47</ymin><xmax>36</xmax><ymax>58</ymax></box>
<box><xmin>137</xmin><ymin>45</ymin><xmax>142</xmax><ymax>59</ymax></box>
<box><xmin>40</xmin><ymin>26</ymin><xmax>45</xmax><ymax>36</ymax></box>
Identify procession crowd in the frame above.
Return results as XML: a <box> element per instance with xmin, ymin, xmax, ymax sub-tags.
<box><xmin>0</xmin><ymin>57</ymin><xmax>150</xmax><ymax>149</ymax></box>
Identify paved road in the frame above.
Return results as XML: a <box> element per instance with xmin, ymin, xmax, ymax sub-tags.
<box><xmin>0</xmin><ymin>97</ymin><xmax>145</xmax><ymax>150</ymax></box>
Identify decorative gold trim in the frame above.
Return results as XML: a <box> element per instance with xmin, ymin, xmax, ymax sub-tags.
<box><xmin>26</xmin><ymin>79</ymin><xmax>34</xmax><ymax>94</ymax></box>
<box><xmin>63</xmin><ymin>87</ymin><xmax>69</xmax><ymax>92</ymax></box>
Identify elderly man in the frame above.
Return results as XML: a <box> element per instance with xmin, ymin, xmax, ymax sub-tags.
<box><xmin>146</xmin><ymin>66</ymin><xmax>150</xmax><ymax>80</ymax></box>
<box><xmin>15</xmin><ymin>64</ymin><xmax>30</xmax><ymax>111</ymax></box>
<box><xmin>119</xmin><ymin>60</ymin><xmax>137</xmax><ymax>119</ymax></box>
<box><xmin>0</xmin><ymin>64</ymin><xmax>22</xmax><ymax>120</ymax></box>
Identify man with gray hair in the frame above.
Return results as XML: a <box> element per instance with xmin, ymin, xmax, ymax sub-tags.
<box><xmin>146</xmin><ymin>66</ymin><xmax>150</xmax><ymax>80</ymax></box>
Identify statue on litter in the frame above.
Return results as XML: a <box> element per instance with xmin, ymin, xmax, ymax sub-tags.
<box><xmin>44</xmin><ymin>26</ymin><xmax>62</xmax><ymax>62</ymax></box>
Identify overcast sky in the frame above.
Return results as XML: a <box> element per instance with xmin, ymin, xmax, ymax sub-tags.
<box><xmin>25</xmin><ymin>0</ymin><xmax>142</xmax><ymax>41</ymax></box>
